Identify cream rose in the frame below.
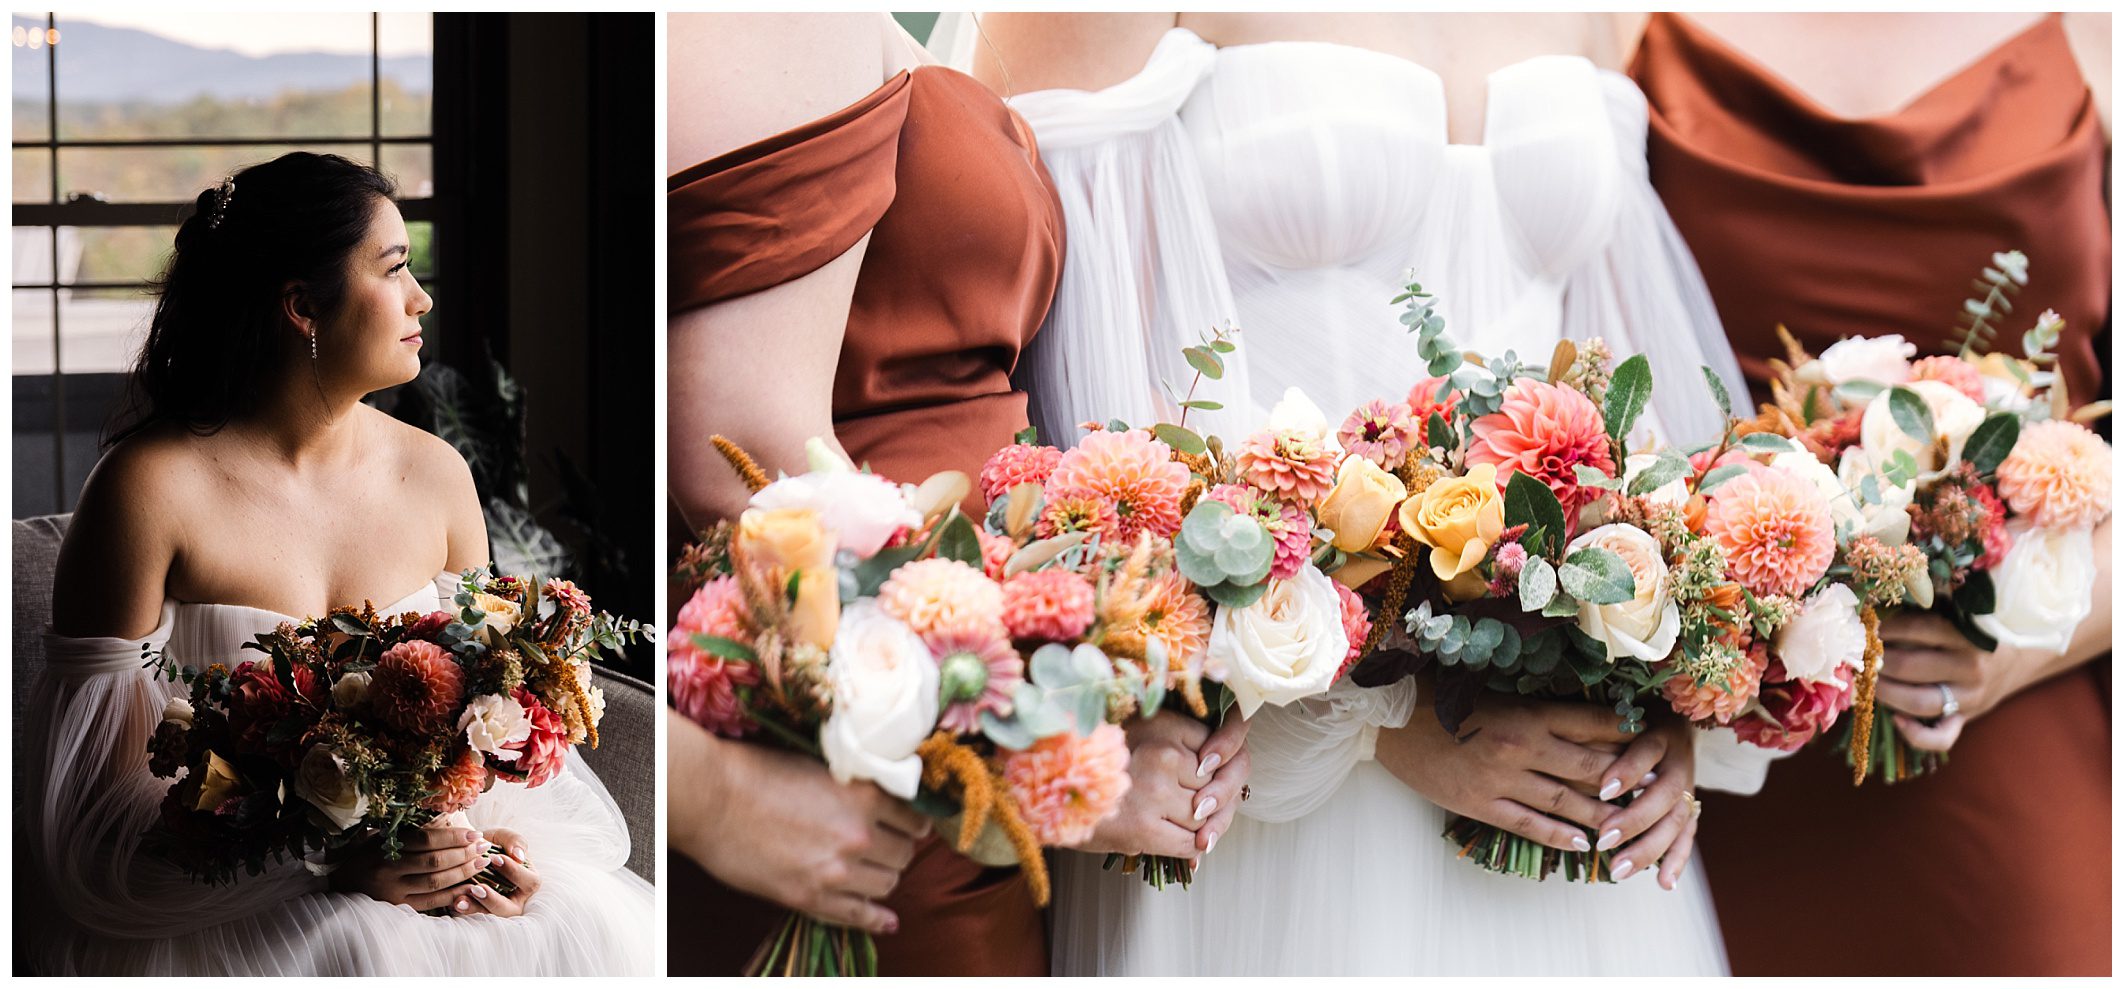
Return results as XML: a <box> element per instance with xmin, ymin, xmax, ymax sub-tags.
<box><xmin>1565</xmin><ymin>524</ymin><xmax>1679</xmax><ymax>663</ymax></box>
<box><xmin>293</xmin><ymin>745</ymin><xmax>369</xmax><ymax>832</ymax></box>
<box><xmin>1831</xmin><ymin>449</ymin><xmax>1915</xmax><ymax>545</ymax></box>
<box><xmin>459</xmin><ymin>692</ymin><xmax>531</xmax><ymax>764</ymax></box>
<box><xmin>737</xmin><ymin>507</ymin><xmax>841</xmax><ymax>649</ymax></box>
<box><xmin>751</xmin><ymin>469</ymin><xmax>923</xmax><ymax>559</ymax></box>
<box><xmin>1623</xmin><ymin>453</ymin><xmax>1691</xmax><ymax>508</ymax></box>
<box><xmin>1974</xmin><ymin>521</ymin><xmax>2096</xmax><ymax>655</ymax></box>
<box><xmin>820</xmin><ymin>600</ymin><xmax>939</xmax><ymax>799</ymax></box>
<box><xmin>1208</xmin><ymin>564</ymin><xmax>1347</xmax><ymax>717</ymax></box>
<box><xmin>1267</xmin><ymin>386</ymin><xmax>1342</xmax><ymax>455</ymax></box>
<box><xmin>1815</xmin><ymin>334</ymin><xmax>1916</xmax><ymax>387</ymax></box>
<box><xmin>1859</xmin><ymin>379</ymin><xmax>1986</xmax><ymax>473</ymax></box>
<box><xmin>330</xmin><ymin>670</ymin><xmax>373</xmax><ymax>709</ymax></box>
<box><xmin>161</xmin><ymin>695</ymin><xmax>195</xmax><ymax>727</ymax></box>
<box><xmin>472</xmin><ymin>592</ymin><xmax>521</xmax><ymax>648</ymax></box>
<box><xmin>1772</xmin><ymin>584</ymin><xmax>1867</xmax><ymax>686</ymax></box>
<box><xmin>1319</xmin><ymin>454</ymin><xmax>1408</xmax><ymax>552</ymax></box>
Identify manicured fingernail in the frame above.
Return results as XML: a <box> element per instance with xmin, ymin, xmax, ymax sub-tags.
<box><xmin>881</xmin><ymin>917</ymin><xmax>899</xmax><ymax>935</ymax></box>
<box><xmin>1597</xmin><ymin>829</ymin><xmax>1622</xmax><ymax>851</ymax></box>
<box><xmin>1194</xmin><ymin>796</ymin><xmax>1218</xmax><ymax>821</ymax></box>
<box><xmin>478</xmin><ymin>855</ymin><xmax>492</xmax><ymax>868</ymax></box>
<box><xmin>455</xmin><ymin>898</ymin><xmax>472</xmax><ymax>912</ymax></box>
<box><xmin>1599</xmin><ymin>779</ymin><xmax>1622</xmax><ymax>801</ymax></box>
<box><xmin>1612</xmin><ymin>859</ymin><xmax>1635</xmax><ymax>881</ymax></box>
<box><xmin>1661</xmin><ymin>873</ymin><xmax>1676</xmax><ymax>890</ymax></box>
<box><xmin>1640</xmin><ymin>771</ymin><xmax>1658</xmax><ymax>786</ymax></box>
<box><xmin>1196</xmin><ymin>753</ymin><xmax>1221</xmax><ymax>778</ymax></box>
<box><xmin>1570</xmin><ymin>834</ymin><xmax>1590</xmax><ymax>852</ymax></box>
<box><xmin>466</xmin><ymin>831</ymin><xmax>483</xmax><ymax>845</ymax></box>
<box><xmin>469</xmin><ymin>884</ymin><xmax>488</xmax><ymax>898</ymax></box>
<box><xmin>513</xmin><ymin>847</ymin><xmax>529</xmax><ymax>863</ymax></box>
<box><xmin>1205</xmin><ymin>831</ymin><xmax>1219</xmax><ymax>855</ymax></box>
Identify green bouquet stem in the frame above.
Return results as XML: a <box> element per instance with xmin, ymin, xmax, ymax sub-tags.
<box><xmin>1839</xmin><ymin>712</ymin><xmax>1946</xmax><ymax>785</ymax></box>
<box><xmin>1101</xmin><ymin>851</ymin><xmax>1195</xmax><ymax>890</ymax></box>
<box><xmin>746</xmin><ymin>913</ymin><xmax>877</xmax><ymax>978</ymax></box>
<box><xmin>1441</xmin><ymin>817</ymin><xmax>1616</xmax><ymax>883</ymax></box>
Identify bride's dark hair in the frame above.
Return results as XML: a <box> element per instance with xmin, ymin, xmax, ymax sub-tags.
<box><xmin>108</xmin><ymin>151</ymin><xmax>397</xmax><ymax>446</ymax></box>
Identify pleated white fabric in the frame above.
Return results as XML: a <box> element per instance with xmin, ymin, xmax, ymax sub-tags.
<box><xmin>1017</xmin><ymin>29</ymin><xmax>1759</xmax><ymax>976</ymax></box>
<box><xmin>22</xmin><ymin>574</ymin><xmax>658</xmax><ymax>976</ymax></box>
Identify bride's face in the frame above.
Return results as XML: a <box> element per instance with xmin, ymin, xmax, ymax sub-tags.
<box><xmin>321</xmin><ymin>199</ymin><xmax>432</xmax><ymax>390</ymax></box>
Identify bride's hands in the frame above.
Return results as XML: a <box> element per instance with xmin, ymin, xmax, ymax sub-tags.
<box><xmin>450</xmin><ymin>828</ymin><xmax>542</xmax><ymax>918</ymax></box>
<box><xmin>677</xmin><ymin>727</ymin><xmax>930</xmax><ymax>936</ymax></box>
<box><xmin>1374</xmin><ymin>695</ymin><xmax>1636</xmax><ymax>853</ymax></box>
<box><xmin>331</xmin><ymin>823</ymin><xmax>494</xmax><ymax>912</ymax></box>
<box><xmin>1586</xmin><ymin>720</ymin><xmax>1700</xmax><ymax>888</ymax></box>
<box><xmin>1069</xmin><ymin>711</ymin><xmax>1251</xmax><ymax>861</ymax></box>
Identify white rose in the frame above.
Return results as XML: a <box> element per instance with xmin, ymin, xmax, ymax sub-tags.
<box><xmin>161</xmin><ymin>696</ymin><xmax>194</xmax><ymax>726</ymax></box>
<box><xmin>820</xmin><ymin>600</ymin><xmax>939</xmax><ymax>799</ymax></box>
<box><xmin>330</xmin><ymin>670</ymin><xmax>373</xmax><ymax>708</ymax></box>
<box><xmin>472</xmin><ymin>593</ymin><xmax>521</xmax><ymax>645</ymax></box>
<box><xmin>1859</xmin><ymin>379</ymin><xmax>1986</xmax><ymax>473</ymax></box>
<box><xmin>1564</xmin><ymin>524</ymin><xmax>1680</xmax><ymax>663</ymax></box>
<box><xmin>1772</xmin><ymin>584</ymin><xmax>1867</xmax><ymax>686</ymax></box>
<box><xmin>1980</xmin><ymin>373</ymin><xmax>2038</xmax><ymax>417</ymax></box>
<box><xmin>1622</xmin><ymin>453</ymin><xmax>1691</xmax><ymax>507</ymax></box>
<box><xmin>751</xmin><ymin>471</ymin><xmax>923</xmax><ymax>559</ymax></box>
<box><xmin>1267</xmin><ymin>387</ymin><xmax>1342</xmax><ymax>456</ymax></box>
<box><xmin>1974</xmin><ymin>522</ymin><xmax>2096</xmax><ymax>655</ymax></box>
<box><xmin>1208</xmin><ymin>564</ymin><xmax>1347</xmax><ymax>718</ymax></box>
<box><xmin>1831</xmin><ymin>449</ymin><xmax>1914</xmax><ymax>545</ymax></box>
<box><xmin>458</xmin><ymin>692</ymin><xmax>531</xmax><ymax>764</ymax></box>
<box><xmin>293</xmin><ymin>745</ymin><xmax>369</xmax><ymax>833</ymax></box>
<box><xmin>1815</xmin><ymin>335</ymin><xmax>1916</xmax><ymax>387</ymax></box>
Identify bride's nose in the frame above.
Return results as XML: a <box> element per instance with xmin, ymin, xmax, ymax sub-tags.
<box><xmin>409</xmin><ymin>277</ymin><xmax>434</xmax><ymax>318</ymax></box>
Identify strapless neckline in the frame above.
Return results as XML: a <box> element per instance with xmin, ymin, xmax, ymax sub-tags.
<box><xmin>174</xmin><ymin>579</ymin><xmax>444</xmax><ymax>627</ymax></box>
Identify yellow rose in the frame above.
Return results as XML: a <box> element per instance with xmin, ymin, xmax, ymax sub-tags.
<box><xmin>1319</xmin><ymin>455</ymin><xmax>1409</xmax><ymax>553</ymax></box>
<box><xmin>737</xmin><ymin>507</ymin><xmax>840</xmax><ymax>648</ymax></box>
<box><xmin>1398</xmin><ymin>462</ymin><xmax>1505</xmax><ymax>581</ymax></box>
<box><xmin>193</xmin><ymin>751</ymin><xmax>245</xmax><ymax>812</ymax></box>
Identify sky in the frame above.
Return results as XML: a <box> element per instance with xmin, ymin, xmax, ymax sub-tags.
<box><xmin>34</xmin><ymin>12</ymin><xmax>431</xmax><ymax>58</ymax></box>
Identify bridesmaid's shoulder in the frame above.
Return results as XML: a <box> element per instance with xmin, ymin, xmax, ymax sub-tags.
<box><xmin>971</xmin><ymin>12</ymin><xmax>1178</xmax><ymax>94</ymax></box>
<box><xmin>667</xmin><ymin>12</ymin><xmax>902</xmax><ymax>171</ymax></box>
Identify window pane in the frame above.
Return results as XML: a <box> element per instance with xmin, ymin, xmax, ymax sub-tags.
<box><xmin>14</xmin><ymin>287</ymin><xmax>54</xmax><ymax>374</ymax></box>
<box><xmin>12</xmin><ymin>224</ymin><xmax>54</xmax><ymax>284</ymax></box>
<box><xmin>59</xmin><ymin>285</ymin><xmax>153</xmax><ymax>374</ymax></box>
<box><xmin>54</xmin><ymin>13</ymin><xmax>381</xmax><ymax>142</ymax></box>
<box><xmin>56</xmin><ymin>142</ymin><xmax>374</xmax><ymax>203</ymax></box>
<box><xmin>378</xmin><ymin>13</ymin><xmax>432</xmax><ymax>137</ymax></box>
<box><xmin>69</xmin><ymin>225</ymin><xmax>176</xmax><ymax>285</ymax></box>
<box><xmin>406</xmin><ymin>220</ymin><xmax>435</xmax><ymax>279</ymax></box>
<box><xmin>14</xmin><ymin>148</ymin><xmax>50</xmax><ymax>203</ymax></box>
<box><xmin>381</xmin><ymin>143</ymin><xmax>433</xmax><ymax>199</ymax></box>
<box><xmin>13</xmin><ymin>12</ymin><xmax>51</xmax><ymax>142</ymax></box>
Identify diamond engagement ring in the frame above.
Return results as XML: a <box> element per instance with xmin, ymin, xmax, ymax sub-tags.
<box><xmin>1937</xmin><ymin>683</ymin><xmax>1961</xmax><ymax>719</ymax></box>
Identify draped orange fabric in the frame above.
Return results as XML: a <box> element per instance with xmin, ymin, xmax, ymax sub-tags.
<box><xmin>667</xmin><ymin>65</ymin><xmax>1063</xmax><ymax>976</ymax></box>
<box><xmin>1634</xmin><ymin>13</ymin><xmax>2110</xmax><ymax>976</ymax></box>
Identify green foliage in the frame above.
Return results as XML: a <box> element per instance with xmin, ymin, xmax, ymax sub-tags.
<box><xmin>1887</xmin><ymin>386</ymin><xmax>1935</xmax><ymax>445</ymax></box>
<box><xmin>1949</xmin><ymin>250</ymin><xmax>2028</xmax><ymax>357</ymax></box>
<box><xmin>1700</xmin><ymin>365</ymin><xmax>1733</xmax><ymax>418</ymax></box>
<box><xmin>1502</xmin><ymin>471</ymin><xmax>1568</xmax><ymax>560</ymax></box>
<box><xmin>1602</xmin><ymin>354</ymin><xmax>1653</xmax><ymax>445</ymax></box>
<box><xmin>1174</xmin><ymin>499</ymin><xmax>1273</xmax><ymax>608</ymax></box>
<box><xmin>1626</xmin><ymin>451</ymin><xmax>1690</xmax><ymax>497</ymax></box>
<box><xmin>1558</xmin><ymin>546</ymin><xmax>1635</xmax><ymax>605</ymax></box>
<box><xmin>1962</xmin><ymin>413</ymin><xmax>2020</xmax><ymax>475</ymax></box>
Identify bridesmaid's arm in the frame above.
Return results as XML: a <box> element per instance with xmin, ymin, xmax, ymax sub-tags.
<box><xmin>49</xmin><ymin>438</ymin><xmax>181</xmax><ymax>639</ymax></box>
<box><xmin>970</xmin><ymin>12</ymin><xmax>1177</xmax><ymax>94</ymax></box>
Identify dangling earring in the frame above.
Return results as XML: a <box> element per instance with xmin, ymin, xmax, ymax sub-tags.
<box><xmin>309</xmin><ymin>331</ymin><xmax>319</xmax><ymax>361</ymax></box>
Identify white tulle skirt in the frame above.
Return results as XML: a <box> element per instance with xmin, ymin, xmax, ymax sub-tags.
<box><xmin>1051</xmin><ymin>758</ymin><xmax>1728</xmax><ymax>976</ymax></box>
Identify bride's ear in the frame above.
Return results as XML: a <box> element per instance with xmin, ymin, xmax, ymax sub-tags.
<box><xmin>280</xmin><ymin>281</ymin><xmax>318</xmax><ymax>339</ymax></box>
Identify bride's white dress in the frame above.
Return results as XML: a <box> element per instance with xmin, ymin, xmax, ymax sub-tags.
<box><xmin>22</xmin><ymin>573</ymin><xmax>658</xmax><ymax>976</ymax></box>
<box><xmin>1011</xmin><ymin>28</ymin><xmax>1763</xmax><ymax>976</ymax></box>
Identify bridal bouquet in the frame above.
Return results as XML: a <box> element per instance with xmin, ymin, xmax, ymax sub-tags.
<box><xmin>1333</xmin><ymin>282</ymin><xmax>1876</xmax><ymax>881</ymax></box>
<box><xmin>144</xmin><ymin>569</ymin><xmax>647</xmax><ymax>889</ymax></box>
<box><xmin>1748</xmin><ymin>251</ymin><xmax>2113</xmax><ymax>783</ymax></box>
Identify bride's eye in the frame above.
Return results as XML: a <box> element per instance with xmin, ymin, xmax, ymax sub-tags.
<box><xmin>387</xmin><ymin>261</ymin><xmax>409</xmax><ymax>277</ymax></box>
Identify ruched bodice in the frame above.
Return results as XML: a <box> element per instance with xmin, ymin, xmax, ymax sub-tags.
<box><xmin>153</xmin><ymin>578</ymin><xmax>447</xmax><ymax>674</ymax></box>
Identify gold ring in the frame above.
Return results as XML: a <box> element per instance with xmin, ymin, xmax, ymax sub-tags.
<box><xmin>1240</xmin><ymin>784</ymin><xmax>1251</xmax><ymax>802</ymax></box>
<box><xmin>1683</xmin><ymin>792</ymin><xmax>1702</xmax><ymax>821</ymax></box>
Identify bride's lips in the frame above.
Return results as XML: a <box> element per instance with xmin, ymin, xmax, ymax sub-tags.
<box><xmin>401</xmin><ymin>331</ymin><xmax>423</xmax><ymax>346</ymax></box>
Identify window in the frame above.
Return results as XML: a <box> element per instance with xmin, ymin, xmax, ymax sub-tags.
<box><xmin>11</xmin><ymin>12</ymin><xmax>436</xmax><ymax>516</ymax></box>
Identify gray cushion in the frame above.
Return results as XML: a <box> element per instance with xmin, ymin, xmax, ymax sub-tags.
<box><xmin>12</xmin><ymin>514</ymin><xmax>655</xmax><ymax>882</ymax></box>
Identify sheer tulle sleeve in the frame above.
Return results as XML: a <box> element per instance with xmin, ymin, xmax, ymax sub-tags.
<box><xmin>1008</xmin><ymin>28</ymin><xmax>1254</xmax><ymax>447</ymax></box>
<box><xmin>1555</xmin><ymin>71</ymin><xmax>1752</xmax><ymax>451</ymax></box>
<box><xmin>25</xmin><ymin>609</ymin><xmax>326</xmax><ymax>940</ymax></box>
<box><xmin>1237</xmin><ymin>677</ymin><xmax>1420</xmax><ymax>823</ymax></box>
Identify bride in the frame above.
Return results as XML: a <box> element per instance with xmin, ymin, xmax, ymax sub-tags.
<box><xmin>22</xmin><ymin>152</ymin><xmax>657</xmax><ymax>975</ymax></box>
<box><xmin>972</xmin><ymin>13</ymin><xmax>1759</xmax><ymax>975</ymax></box>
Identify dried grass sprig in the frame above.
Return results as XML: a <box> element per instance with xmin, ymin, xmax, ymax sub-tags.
<box><xmin>710</xmin><ymin>434</ymin><xmax>770</xmax><ymax>493</ymax></box>
<box><xmin>1848</xmin><ymin>604</ymin><xmax>1885</xmax><ymax>785</ymax></box>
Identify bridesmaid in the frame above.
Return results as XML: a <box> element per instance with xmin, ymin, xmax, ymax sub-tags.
<box><xmin>1631</xmin><ymin>12</ymin><xmax>2111</xmax><ymax>977</ymax></box>
<box><xmin>665</xmin><ymin>13</ymin><xmax>1248</xmax><ymax>974</ymax></box>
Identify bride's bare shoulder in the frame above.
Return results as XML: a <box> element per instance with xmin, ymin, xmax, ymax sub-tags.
<box><xmin>369</xmin><ymin>407</ymin><xmax>484</xmax><ymax>568</ymax></box>
<box><xmin>971</xmin><ymin>13</ymin><xmax>1178</xmax><ymax>95</ymax></box>
<box><xmin>667</xmin><ymin>13</ymin><xmax>897</xmax><ymax>172</ymax></box>
<box><xmin>52</xmin><ymin>424</ymin><xmax>209</xmax><ymax>635</ymax></box>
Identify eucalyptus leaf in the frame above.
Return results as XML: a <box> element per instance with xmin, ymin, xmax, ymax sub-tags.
<box><xmin>1503</xmin><ymin>471</ymin><xmax>1568</xmax><ymax>559</ymax></box>
<box><xmin>1518</xmin><ymin>557</ymin><xmax>1558</xmax><ymax>611</ymax></box>
<box><xmin>1603</xmin><ymin>354</ymin><xmax>1653</xmax><ymax>443</ymax></box>
<box><xmin>1559</xmin><ymin>547</ymin><xmax>1636</xmax><ymax>605</ymax></box>
<box><xmin>1887</xmin><ymin>386</ymin><xmax>1935</xmax><ymax>445</ymax></box>
<box><xmin>1183</xmin><ymin>347</ymin><xmax>1225</xmax><ymax>380</ymax></box>
<box><xmin>1737</xmin><ymin>432</ymin><xmax>1798</xmax><ymax>453</ymax></box>
<box><xmin>1700</xmin><ymin>365</ymin><xmax>1733</xmax><ymax>417</ymax></box>
<box><xmin>1152</xmin><ymin>423</ymin><xmax>1208</xmax><ymax>456</ymax></box>
<box><xmin>1696</xmin><ymin>464</ymin><xmax>1749</xmax><ymax>493</ymax></box>
<box><xmin>1626</xmin><ymin>451</ymin><xmax>1690</xmax><ymax>497</ymax></box>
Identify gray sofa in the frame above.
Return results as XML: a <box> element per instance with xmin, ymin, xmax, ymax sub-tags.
<box><xmin>12</xmin><ymin>514</ymin><xmax>655</xmax><ymax>883</ymax></box>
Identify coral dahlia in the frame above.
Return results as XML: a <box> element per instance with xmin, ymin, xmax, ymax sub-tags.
<box><xmin>1046</xmin><ymin>430</ymin><xmax>1191</xmax><ymax>542</ymax></box>
<box><xmin>1003</xmin><ymin>723</ymin><xmax>1132</xmax><ymax>846</ymax></box>
<box><xmin>1702</xmin><ymin>466</ymin><xmax>1836</xmax><ymax>597</ymax></box>
<box><xmin>1466</xmin><ymin>379</ymin><xmax>1615</xmax><ymax>515</ymax></box>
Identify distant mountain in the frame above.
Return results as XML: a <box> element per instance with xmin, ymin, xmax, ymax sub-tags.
<box><xmin>12</xmin><ymin>16</ymin><xmax>430</xmax><ymax>104</ymax></box>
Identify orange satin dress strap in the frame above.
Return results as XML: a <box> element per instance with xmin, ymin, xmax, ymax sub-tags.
<box><xmin>1634</xmin><ymin>11</ymin><xmax>2108</xmax><ymax>406</ymax></box>
<box><xmin>666</xmin><ymin>65</ymin><xmax>1062</xmax><ymax>977</ymax></box>
<box><xmin>1633</xmin><ymin>13</ymin><xmax>2110</xmax><ymax>977</ymax></box>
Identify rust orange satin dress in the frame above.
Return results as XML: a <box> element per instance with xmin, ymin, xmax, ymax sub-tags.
<box><xmin>667</xmin><ymin>65</ymin><xmax>1064</xmax><ymax>976</ymax></box>
<box><xmin>1635</xmin><ymin>13</ymin><xmax>2110</xmax><ymax>976</ymax></box>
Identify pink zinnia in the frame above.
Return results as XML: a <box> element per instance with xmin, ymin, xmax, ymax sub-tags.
<box><xmin>1406</xmin><ymin>375</ymin><xmax>1460</xmax><ymax>429</ymax></box>
<box><xmin>668</xmin><ymin>577</ymin><xmax>760</xmax><ymax>735</ymax></box>
<box><xmin>1338</xmin><ymin>399</ymin><xmax>1421</xmax><ymax>470</ymax></box>
<box><xmin>1001</xmin><ymin>570</ymin><xmax>1096</xmax><ymax>642</ymax></box>
<box><xmin>426</xmin><ymin>745</ymin><xmax>488</xmax><ymax>814</ymax></box>
<box><xmin>1663</xmin><ymin>644</ymin><xmax>1769</xmax><ymax>725</ymax></box>
<box><xmin>1046</xmin><ymin>430</ymin><xmax>1191</xmax><ymax>542</ymax></box>
<box><xmin>1235</xmin><ymin>430</ymin><xmax>1339</xmax><ymax>507</ymax></box>
<box><xmin>1967</xmin><ymin>479</ymin><xmax>2014</xmax><ymax>570</ymax></box>
<box><xmin>1909</xmin><ymin>355</ymin><xmax>1987</xmax><ymax>404</ymax></box>
<box><xmin>1003</xmin><ymin>723</ymin><xmax>1132</xmax><ymax>846</ymax></box>
<box><xmin>1996</xmin><ymin>419</ymin><xmax>2113</xmax><ymax>530</ymax></box>
<box><xmin>1731</xmin><ymin>661</ymin><xmax>1855</xmax><ymax>752</ymax></box>
<box><xmin>543</xmin><ymin>578</ymin><xmax>591</xmax><ymax>615</ymax></box>
<box><xmin>1702</xmin><ymin>466</ymin><xmax>1836</xmax><ymax>597</ymax></box>
<box><xmin>976</xmin><ymin>529</ymin><xmax>1016</xmax><ymax>580</ymax></box>
<box><xmin>1037</xmin><ymin>493</ymin><xmax>1120</xmax><ymax>540</ymax></box>
<box><xmin>928</xmin><ymin>629</ymin><xmax>1024</xmax><ymax>735</ymax></box>
<box><xmin>502</xmin><ymin>689</ymin><xmax>569</xmax><ymax>788</ymax></box>
<box><xmin>877</xmin><ymin>558</ymin><xmax>1007</xmax><ymax>642</ymax></box>
<box><xmin>372</xmin><ymin>639</ymin><xmax>466</xmax><ymax>735</ymax></box>
<box><xmin>1263</xmin><ymin>498</ymin><xmax>1314</xmax><ymax>581</ymax></box>
<box><xmin>1466</xmin><ymin>379</ymin><xmax>1615</xmax><ymax>516</ymax></box>
<box><xmin>979</xmin><ymin>443</ymin><xmax>1064</xmax><ymax>506</ymax></box>
<box><xmin>1334</xmin><ymin>582</ymin><xmax>1371</xmax><ymax>682</ymax></box>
